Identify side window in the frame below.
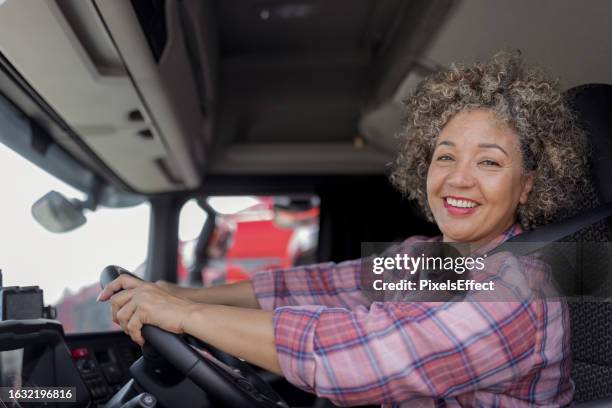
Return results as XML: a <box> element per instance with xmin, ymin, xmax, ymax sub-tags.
<box><xmin>0</xmin><ymin>142</ymin><xmax>150</xmax><ymax>334</ymax></box>
<box><xmin>178</xmin><ymin>196</ymin><xmax>319</xmax><ymax>286</ymax></box>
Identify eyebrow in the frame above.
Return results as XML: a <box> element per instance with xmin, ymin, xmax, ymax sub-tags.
<box><xmin>435</xmin><ymin>140</ymin><xmax>508</xmax><ymax>157</ymax></box>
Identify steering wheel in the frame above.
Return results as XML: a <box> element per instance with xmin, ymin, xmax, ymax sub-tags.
<box><xmin>100</xmin><ymin>265</ymin><xmax>289</xmax><ymax>408</ymax></box>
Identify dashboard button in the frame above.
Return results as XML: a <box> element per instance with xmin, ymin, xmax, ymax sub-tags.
<box><xmin>103</xmin><ymin>364</ymin><xmax>122</xmax><ymax>384</ymax></box>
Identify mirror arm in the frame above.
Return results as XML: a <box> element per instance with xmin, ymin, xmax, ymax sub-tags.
<box><xmin>81</xmin><ymin>177</ymin><xmax>104</xmax><ymax>211</ymax></box>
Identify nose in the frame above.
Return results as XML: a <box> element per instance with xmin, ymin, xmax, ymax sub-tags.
<box><xmin>445</xmin><ymin>160</ymin><xmax>476</xmax><ymax>188</ymax></box>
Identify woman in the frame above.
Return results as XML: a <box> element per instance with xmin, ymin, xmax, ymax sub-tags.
<box><xmin>97</xmin><ymin>52</ymin><xmax>587</xmax><ymax>406</ymax></box>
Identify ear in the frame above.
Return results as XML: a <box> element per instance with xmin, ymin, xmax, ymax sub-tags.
<box><xmin>519</xmin><ymin>172</ymin><xmax>535</xmax><ymax>204</ymax></box>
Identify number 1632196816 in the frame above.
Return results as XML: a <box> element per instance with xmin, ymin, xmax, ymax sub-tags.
<box><xmin>0</xmin><ymin>387</ymin><xmax>76</xmax><ymax>402</ymax></box>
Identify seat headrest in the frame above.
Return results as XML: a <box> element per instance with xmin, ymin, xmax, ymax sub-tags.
<box><xmin>565</xmin><ymin>84</ymin><xmax>612</xmax><ymax>205</ymax></box>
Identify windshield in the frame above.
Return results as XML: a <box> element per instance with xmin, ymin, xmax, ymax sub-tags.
<box><xmin>0</xmin><ymin>142</ymin><xmax>150</xmax><ymax>333</ymax></box>
<box><xmin>177</xmin><ymin>196</ymin><xmax>320</xmax><ymax>287</ymax></box>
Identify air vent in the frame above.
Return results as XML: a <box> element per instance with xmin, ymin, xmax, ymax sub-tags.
<box><xmin>130</xmin><ymin>0</ymin><xmax>167</xmax><ymax>62</ymax></box>
<box><xmin>137</xmin><ymin>129</ymin><xmax>153</xmax><ymax>139</ymax></box>
<box><xmin>128</xmin><ymin>109</ymin><xmax>144</xmax><ymax>122</ymax></box>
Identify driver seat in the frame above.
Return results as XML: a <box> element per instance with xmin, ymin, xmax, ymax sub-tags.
<box><xmin>503</xmin><ymin>83</ymin><xmax>612</xmax><ymax>405</ymax></box>
<box><xmin>565</xmin><ymin>84</ymin><xmax>612</xmax><ymax>405</ymax></box>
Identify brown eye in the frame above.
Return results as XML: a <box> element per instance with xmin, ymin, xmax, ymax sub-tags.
<box><xmin>480</xmin><ymin>159</ymin><xmax>500</xmax><ymax>167</ymax></box>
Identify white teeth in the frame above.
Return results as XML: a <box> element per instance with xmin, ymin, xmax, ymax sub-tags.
<box><xmin>446</xmin><ymin>197</ymin><xmax>478</xmax><ymax>208</ymax></box>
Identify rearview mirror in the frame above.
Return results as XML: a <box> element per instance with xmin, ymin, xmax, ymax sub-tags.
<box><xmin>31</xmin><ymin>191</ymin><xmax>87</xmax><ymax>233</ymax></box>
<box><xmin>273</xmin><ymin>196</ymin><xmax>320</xmax><ymax>228</ymax></box>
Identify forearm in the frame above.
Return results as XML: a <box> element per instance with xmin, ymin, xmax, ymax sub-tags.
<box><xmin>165</xmin><ymin>280</ymin><xmax>261</xmax><ymax>309</ymax></box>
<box><xmin>254</xmin><ymin>260</ymin><xmax>371</xmax><ymax>309</ymax></box>
<box><xmin>183</xmin><ymin>303</ymin><xmax>282</xmax><ymax>375</ymax></box>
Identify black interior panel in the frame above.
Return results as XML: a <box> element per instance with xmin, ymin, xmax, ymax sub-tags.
<box><xmin>65</xmin><ymin>331</ymin><xmax>142</xmax><ymax>405</ymax></box>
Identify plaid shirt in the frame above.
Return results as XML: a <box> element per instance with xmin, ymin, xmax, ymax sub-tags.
<box><xmin>253</xmin><ymin>224</ymin><xmax>573</xmax><ymax>407</ymax></box>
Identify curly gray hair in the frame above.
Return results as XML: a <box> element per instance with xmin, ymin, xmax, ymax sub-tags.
<box><xmin>390</xmin><ymin>52</ymin><xmax>590</xmax><ymax>230</ymax></box>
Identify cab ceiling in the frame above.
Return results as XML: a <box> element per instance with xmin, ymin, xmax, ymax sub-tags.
<box><xmin>5</xmin><ymin>1</ymin><xmax>610</xmax><ymax>193</ymax></box>
<box><xmin>210</xmin><ymin>0</ymin><xmax>453</xmax><ymax>174</ymax></box>
<box><xmin>0</xmin><ymin>0</ymin><xmax>453</xmax><ymax>192</ymax></box>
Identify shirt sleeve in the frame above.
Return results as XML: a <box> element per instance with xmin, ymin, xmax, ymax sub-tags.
<box><xmin>252</xmin><ymin>236</ymin><xmax>431</xmax><ymax>310</ymax></box>
<box><xmin>271</xmin><ymin>255</ymin><xmax>545</xmax><ymax>406</ymax></box>
<box><xmin>252</xmin><ymin>259</ymin><xmax>371</xmax><ymax>310</ymax></box>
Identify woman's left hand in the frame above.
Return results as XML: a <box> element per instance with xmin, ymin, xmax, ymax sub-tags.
<box><xmin>101</xmin><ymin>281</ymin><xmax>198</xmax><ymax>346</ymax></box>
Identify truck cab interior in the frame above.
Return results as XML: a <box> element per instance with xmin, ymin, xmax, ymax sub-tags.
<box><xmin>1</xmin><ymin>1</ymin><xmax>612</xmax><ymax>407</ymax></box>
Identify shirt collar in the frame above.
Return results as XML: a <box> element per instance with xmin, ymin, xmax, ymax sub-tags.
<box><xmin>433</xmin><ymin>223</ymin><xmax>524</xmax><ymax>256</ymax></box>
<box><xmin>475</xmin><ymin>223</ymin><xmax>523</xmax><ymax>255</ymax></box>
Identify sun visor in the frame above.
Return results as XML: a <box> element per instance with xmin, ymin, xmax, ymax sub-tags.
<box><xmin>0</xmin><ymin>0</ymin><xmax>211</xmax><ymax>193</ymax></box>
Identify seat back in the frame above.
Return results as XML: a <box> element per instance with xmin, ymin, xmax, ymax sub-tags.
<box><xmin>564</xmin><ymin>84</ymin><xmax>612</xmax><ymax>402</ymax></box>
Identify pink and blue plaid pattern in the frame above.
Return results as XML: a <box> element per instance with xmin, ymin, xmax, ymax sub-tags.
<box><xmin>253</xmin><ymin>224</ymin><xmax>573</xmax><ymax>407</ymax></box>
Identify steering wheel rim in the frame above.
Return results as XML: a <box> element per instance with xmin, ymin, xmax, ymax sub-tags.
<box><xmin>100</xmin><ymin>265</ymin><xmax>289</xmax><ymax>408</ymax></box>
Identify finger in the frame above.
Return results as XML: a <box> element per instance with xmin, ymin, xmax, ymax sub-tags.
<box><xmin>97</xmin><ymin>274</ymin><xmax>143</xmax><ymax>302</ymax></box>
<box><xmin>110</xmin><ymin>289</ymin><xmax>135</xmax><ymax>323</ymax></box>
<box><xmin>116</xmin><ymin>300</ymin><xmax>137</xmax><ymax>332</ymax></box>
<box><xmin>110</xmin><ymin>288</ymin><xmax>136</xmax><ymax>309</ymax></box>
<box><xmin>126</xmin><ymin>312</ymin><xmax>145</xmax><ymax>346</ymax></box>
<box><xmin>111</xmin><ymin>302</ymin><xmax>119</xmax><ymax>325</ymax></box>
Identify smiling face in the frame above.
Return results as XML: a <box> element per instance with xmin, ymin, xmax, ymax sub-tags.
<box><xmin>426</xmin><ymin>109</ymin><xmax>534</xmax><ymax>246</ymax></box>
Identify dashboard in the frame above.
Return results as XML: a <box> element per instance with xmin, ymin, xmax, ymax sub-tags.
<box><xmin>0</xmin><ymin>320</ymin><xmax>316</xmax><ymax>408</ymax></box>
<box><xmin>64</xmin><ymin>331</ymin><xmax>314</xmax><ymax>407</ymax></box>
<box><xmin>66</xmin><ymin>331</ymin><xmax>142</xmax><ymax>406</ymax></box>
